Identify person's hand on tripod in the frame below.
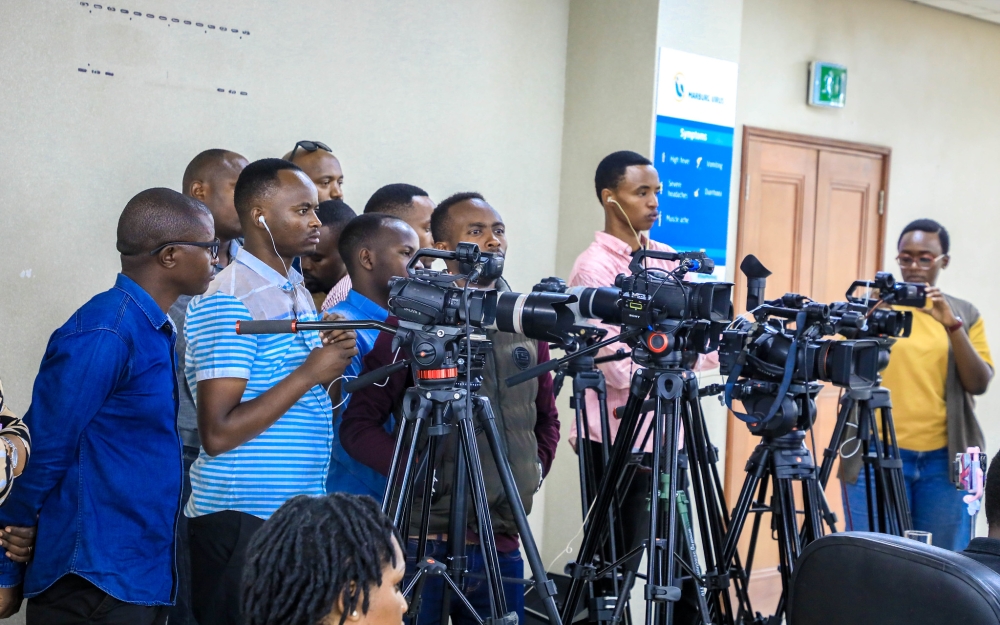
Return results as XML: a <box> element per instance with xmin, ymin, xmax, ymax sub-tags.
<box><xmin>197</xmin><ymin>315</ymin><xmax>358</xmax><ymax>456</ymax></box>
<box><xmin>303</xmin><ymin>312</ymin><xmax>358</xmax><ymax>387</ymax></box>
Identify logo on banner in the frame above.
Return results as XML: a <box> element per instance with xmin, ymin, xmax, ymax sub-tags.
<box><xmin>673</xmin><ymin>72</ymin><xmax>685</xmax><ymax>100</ymax></box>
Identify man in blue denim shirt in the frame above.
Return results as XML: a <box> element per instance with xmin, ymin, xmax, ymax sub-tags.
<box><xmin>0</xmin><ymin>189</ymin><xmax>218</xmax><ymax>624</ymax></box>
<box><xmin>326</xmin><ymin>213</ymin><xmax>419</xmax><ymax>498</ymax></box>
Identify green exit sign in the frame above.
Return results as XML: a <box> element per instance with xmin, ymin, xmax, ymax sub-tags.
<box><xmin>809</xmin><ymin>61</ymin><xmax>847</xmax><ymax>108</ymax></box>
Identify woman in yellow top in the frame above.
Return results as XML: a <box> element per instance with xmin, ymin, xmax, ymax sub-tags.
<box><xmin>844</xmin><ymin>219</ymin><xmax>994</xmax><ymax>551</ymax></box>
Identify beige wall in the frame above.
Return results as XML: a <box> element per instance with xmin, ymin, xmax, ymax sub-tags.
<box><xmin>543</xmin><ymin>0</ymin><xmax>745</xmax><ymax>569</ymax></box>
<box><xmin>0</xmin><ymin>1</ymin><xmax>570</xmax><ymax>402</ymax></box>
<box><xmin>737</xmin><ymin>0</ymin><xmax>1000</xmax><ymax>464</ymax></box>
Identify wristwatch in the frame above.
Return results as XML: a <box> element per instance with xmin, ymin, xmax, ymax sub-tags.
<box><xmin>947</xmin><ymin>317</ymin><xmax>964</xmax><ymax>334</ymax></box>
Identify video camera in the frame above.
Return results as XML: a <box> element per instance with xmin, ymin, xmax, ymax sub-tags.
<box><xmin>719</xmin><ymin>255</ymin><xmax>926</xmax><ymax>436</ymax></box>
<box><xmin>505</xmin><ymin>250</ymin><xmax>733</xmax><ymax>387</ymax></box>
<box><xmin>565</xmin><ymin>250</ymin><xmax>732</xmax><ymax>366</ymax></box>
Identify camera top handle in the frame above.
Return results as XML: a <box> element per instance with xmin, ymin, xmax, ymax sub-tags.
<box><xmin>628</xmin><ymin>249</ymin><xmax>716</xmax><ymax>276</ymax></box>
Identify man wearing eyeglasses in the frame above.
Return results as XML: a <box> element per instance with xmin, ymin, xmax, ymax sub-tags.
<box><xmin>0</xmin><ymin>189</ymin><xmax>218</xmax><ymax>624</ymax></box>
<box><xmin>842</xmin><ymin>218</ymin><xmax>993</xmax><ymax>551</ymax></box>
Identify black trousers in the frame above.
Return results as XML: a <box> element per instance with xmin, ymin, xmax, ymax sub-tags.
<box><xmin>168</xmin><ymin>445</ymin><xmax>200</xmax><ymax>625</ymax></box>
<box><xmin>26</xmin><ymin>574</ymin><xmax>168</xmax><ymax>625</ymax></box>
<box><xmin>189</xmin><ymin>509</ymin><xmax>265</xmax><ymax>625</ymax></box>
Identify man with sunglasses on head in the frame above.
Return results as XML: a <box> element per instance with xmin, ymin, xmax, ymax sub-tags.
<box><xmin>0</xmin><ymin>189</ymin><xmax>218</xmax><ymax>624</ymax></box>
<box><xmin>286</xmin><ymin>140</ymin><xmax>344</xmax><ymax>203</ymax></box>
<box><xmin>286</xmin><ymin>141</ymin><xmax>350</xmax><ymax>304</ymax></box>
<box><xmin>842</xmin><ymin>219</ymin><xmax>993</xmax><ymax>551</ymax></box>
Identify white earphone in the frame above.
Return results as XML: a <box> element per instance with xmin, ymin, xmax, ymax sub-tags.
<box><xmin>257</xmin><ymin>214</ymin><xmax>291</xmax><ymax>280</ymax></box>
<box><xmin>606</xmin><ymin>196</ymin><xmax>644</xmax><ymax>250</ymax></box>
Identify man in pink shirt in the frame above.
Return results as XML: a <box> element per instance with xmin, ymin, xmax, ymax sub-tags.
<box><xmin>567</xmin><ymin>150</ymin><xmax>718</xmax><ymax>549</ymax></box>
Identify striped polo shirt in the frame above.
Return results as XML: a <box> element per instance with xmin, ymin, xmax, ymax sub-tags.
<box><xmin>183</xmin><ymin>248</ymin><xmax>333</xmax><ymax>520</ymax></box>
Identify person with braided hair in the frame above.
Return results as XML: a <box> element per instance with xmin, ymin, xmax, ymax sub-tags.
<box><xmin>242</xmin><ymin>493</ymin><xmax>407</xmax><ymax>625</ymax></box>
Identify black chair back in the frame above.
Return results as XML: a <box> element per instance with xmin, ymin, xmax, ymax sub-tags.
<box><xmin>790</xmin><ymin>532</ymin><xmax>1000</xmax><ymax>624</ymax></box>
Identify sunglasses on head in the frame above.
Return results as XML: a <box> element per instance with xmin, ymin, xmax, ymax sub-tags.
<box><xmin>289</xmin><ymin>140</ymin><xmax>332</xmax><ymax>161</ymax></box>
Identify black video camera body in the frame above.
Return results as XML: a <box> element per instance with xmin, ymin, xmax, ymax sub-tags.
<box><xmin>558</xmin><ymin>249</ymin><xmax>733</xmax><ymax>367</ymax></box>
<box><xmin>720</xmin><ymin>256</ymin><xmax>927</xmax><ymax>437</ymax></box>
<box><xmin>385</xmin><ymin>243</ymin><xmax>582</xmax><ymax>374</ymax></box>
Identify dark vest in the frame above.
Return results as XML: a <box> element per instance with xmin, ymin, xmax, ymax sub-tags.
<box><xmin>408</xmin><ymin>329</ymin><xmax>542</xmax><ymax>537</ymax></box>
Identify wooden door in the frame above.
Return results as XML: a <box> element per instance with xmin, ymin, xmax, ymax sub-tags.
<box><xmin>725</xmin><ymin>128</ymin><xmax>890</xmax><ymax>613</ymax></box>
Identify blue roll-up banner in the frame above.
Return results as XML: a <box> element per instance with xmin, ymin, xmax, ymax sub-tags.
<box><xmin>648</xmin><ymin>49</ymin><xmax>738</xmax><ymax>281</ymax></box>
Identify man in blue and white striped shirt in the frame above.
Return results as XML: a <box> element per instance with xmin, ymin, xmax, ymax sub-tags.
<box><xmin>183</xmin><ymin>159</ymin><xmax>357</xmax><ymax>625</ymax></box>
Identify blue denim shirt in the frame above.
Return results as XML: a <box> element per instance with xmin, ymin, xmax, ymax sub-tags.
<box><xmin>0</xmin><ymin>274</ymin><xmax>182</xmax><ymax>605</ymax></box>
<box><xmin>327</xmin><ymin>289</ymin><xmax>392</xmax><ymax>498</ymax></box>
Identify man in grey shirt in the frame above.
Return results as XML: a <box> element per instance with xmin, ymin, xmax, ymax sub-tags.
<box><xmin>166</xmin><ymin>148</ymin><xmax>248</xmax><ymax>625</ymax></box>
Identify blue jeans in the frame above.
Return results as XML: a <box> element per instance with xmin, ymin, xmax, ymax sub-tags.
<box><xmin>405</xmin><ymin>539</ymin><xmax>524</xmax><ymax>625</ymax></box>
<box><xmin>844</xmin><ymin>447</ymin><xmax>971</xmax><ymax>551</ymax></box>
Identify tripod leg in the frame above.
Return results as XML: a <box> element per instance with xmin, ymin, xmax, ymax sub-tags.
<box><xmin>878</xmin><ymin>397</ymin><xmax>913</xmax><ymax>533</ymax></box>
<box><xmin>817</xmin><ymin>395</ymin><xmax>856</xmax><ymax>489</ymax></box>
<box><xmin>442</xmin><ymin>422</ymin><xmax>471</xmax><ymax>625</ymax></box>
<box><xmin>721</xmin><ymin>445</ymin><xmax>771</xmax><ymax>568</ymax></box>
<box><xmin>561</xmin><ymin>371</ymin><xmax>655</xmax><ymax>625</ymax></box>
<box><xmin>454</xmin><ymin>408</ymin><xmax>507</xmax><ymax>621</ymax></box>
<box><xmin>475</xmin><ymin>396</ymin><xmax>562</xmax><ymax>625</ymax></box>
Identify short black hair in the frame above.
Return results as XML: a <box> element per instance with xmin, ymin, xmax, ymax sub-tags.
<box><xmin>182</xmin><ymin>149</ymin><xmax>241</xmax><ymax>194</ymax></box>
<box><xmin>233</xmin><ymin>158</ymin><xmax>305</xmax><ymax>219</ymax></box>
<box><xmin>985</xmin><ymin>450</ymin><xmax>1000</xmax><ymax>527</ymax></box>
<box><xmin>363</xmin><ymin>183</ymin><xmax>430</xmax><ymax>217</ymax></box>
<box><xmin>317</xmin><ymin>199</ymin><xmax>356</xmax><ymax>229</ymax></box>
<box><xmin>898</xmin><ymin>218</ymin><xmax>950</xmax><ymax>254</ymax></box>
<box><xmin>594</xmin><ymin>150</ymin><xmax>653</xmax><ymax>200</ymax></box>
<box><xmin>338</xmin><ymin>213</ymin><xmax>411</xmax><ymax>275</ymax></box>
<box><xmin>116</xmin><ymin>188</ymin><xmax>212</xmax><ymax>256</ymax></box>
<box><xmin>242</xmin><ymin>493</ymin><xmax>400</xmax><ymax>625</ymax></box>
<box><xmin>431</xmin><ymin>191</ymin><xmax>485</xmax><ymax>243</ymax></box>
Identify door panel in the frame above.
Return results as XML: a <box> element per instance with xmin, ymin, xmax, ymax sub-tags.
<box><xmin>725</xmin><ymin>129</ymin><xmax>888</xmax><ymax>615</ymax></box>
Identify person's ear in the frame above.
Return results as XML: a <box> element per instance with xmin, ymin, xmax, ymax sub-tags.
<box><xmin>250</xmin><ymin>207</ymin><xmax>267</xmax><ymax>230</ymax></box>
<box><xmin>189</xmin><ymin>180</ymin><xmax>208</xmax><ymax>202</ymax></box>
<box><xmin>433</xmin><ymin>241</ymin><xmax>449</xmax><ymax>251</ymax></box>
<box><xmin>358</xmin><ymin>248</ymin><xmax>376</xmax><ymax>272</ymax></box>
<box><xmin>156</xmin><ymin>246</ymin><xmax>179</xmax><ymax>269</ymax></box>
<box><xmin>941</xmin><ymin>254</ymin><xmax>950</xmax><ymax>270</ymax></box>
<box><xmin>601</xmin><ymin>189</ymin><xmax>615</xmax><ymax>208</ymax></box>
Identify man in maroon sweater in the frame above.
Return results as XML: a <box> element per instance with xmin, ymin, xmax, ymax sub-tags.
<box><xmin>340</xmin><ymin>192</ymin><xmax>559</xmax><ymax>625</ymax></box>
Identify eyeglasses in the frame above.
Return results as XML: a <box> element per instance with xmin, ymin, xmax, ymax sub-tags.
<box><xmin>896</xmin><ymin>253</ymin><xmax>945</xmax><ymax>269</ymax></box>
<box><xmin>288</xmin><ymin>140</ymin><xmax>332</xmax><ymax>162</ymax></box>
<box><xmin>146</xmin><ymin>238</ymin><xmax>221</xmax><ymax>259</ymax></box>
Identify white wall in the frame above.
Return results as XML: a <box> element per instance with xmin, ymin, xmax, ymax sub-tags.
<box><xmin>0</xmin><ymin>0</ymin><xmax>569</xmax><ymax>403</ymax></box>
<box><xmin>737</xmin><ymin>0</ymin><xmax>1000</xmax><ymax>466</ymax></box>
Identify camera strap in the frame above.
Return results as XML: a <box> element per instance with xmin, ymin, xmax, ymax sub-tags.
<box><xmin>725</xmin><ymin>310</ymin><xmax>806</xmax><ymax>426</ymax></box>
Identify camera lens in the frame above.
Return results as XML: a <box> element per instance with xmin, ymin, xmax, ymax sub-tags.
<box><xmin>491</xmin><ymin>291</ymin><xmax>577</xmax><ymax>342</ymax></box>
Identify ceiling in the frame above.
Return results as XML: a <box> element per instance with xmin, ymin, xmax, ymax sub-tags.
<box><xmin>911</xmin><ymin>0</ymin><xmax>1000</xmax><ymax>25</ymax></box>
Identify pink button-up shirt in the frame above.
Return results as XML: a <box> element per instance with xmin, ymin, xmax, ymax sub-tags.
<box><xmin>321</xmin><ymin>274</ymin><xmax>353</xmax><ymax>312</ymax></box>
<box><xmin>567</xmin><ymin>231</ymin><xmax>717</xmax><ymax>451</ymax></box>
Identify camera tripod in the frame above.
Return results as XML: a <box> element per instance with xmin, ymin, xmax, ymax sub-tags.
<box><xmin>817</xmin><ymin>385</ymin><xmax>912</xmax><ymax>535</ymax></box>
<box><xmin>718</xmin><ymin>384</ymin><xmax>837</xmax><ymax>625</ymax></box>
<box><xmin>555</xmin><ymin>346</ymin><xmax>638</xmax><ymax>625</ymax></box>
<box><xmin>560</xmin><ymin>362</ymin><xmax>745</xmax><ymax>625</ymax></box>
<box><xmin>380</xmin><ymin>336</ymin><xmax>563</xmax><ymax>625</ymax></box>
